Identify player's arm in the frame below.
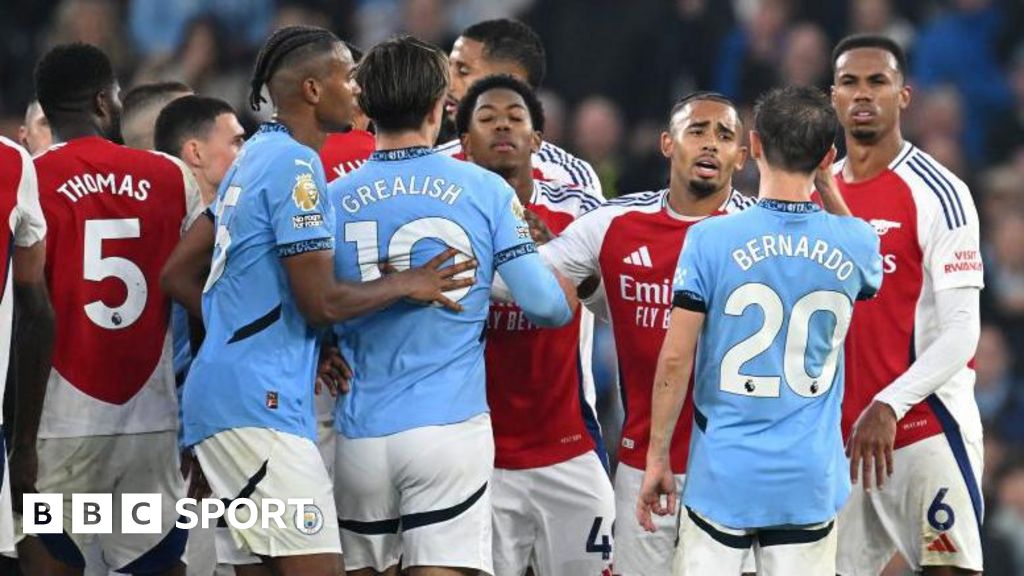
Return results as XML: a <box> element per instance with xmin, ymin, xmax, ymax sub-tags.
<box><xmin>160</xmin><ymin>212</ymin><xmax>214</xmax><ymax>319</ymax></box>
<box><xmin>283</xmin><ymin>246</ymin><xmax>477</xmax><ymax>327</ymax></box>
<box><xmin>495</xmin><ymin>250</ymin><xmax>577</xmax><ymax>328</ymax></box>
<box><xmin>7</xmin><ymin>152</ymin><xmax>53</xmax><ymax>510</ymax></box>
<box><xmin>815</xmin><ymin>157</ymin><xmax>852</xmax><ymax>217</ymax></box>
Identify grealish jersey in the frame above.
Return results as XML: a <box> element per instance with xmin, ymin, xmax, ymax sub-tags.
<box><xmin>0</xmin><ymin>137</ymin><xmax>47</xmax><ymax>428</ymax></box>
<box><xmin>330</xmin><ymin>147</ymin><xmax>570</xmax><ymax>439</ymax></box>
<box><xmin>437</xmin><ymin>139</ymin><xmax>602</xmax><ymax>197</ymax></box>
<box><xmin>675</xmin><ymin>199</ymin><xmax>882</xmax><ymax>528</ymax></box>
<box><xmin>35</xmin><ymin>136</ymin><xmax>202</xmax><ymax>438</ymax></box>
<box><xmin>835</xmin><ymin>143</ymin><xmax>985</xmax><ymax>447</ymax></box>
<box><xmin>540</xmin><ymin>189</ymin><xmax>753</xmax><ymax>473</ymax></box>
<box><xmin>182</xmin><ymin>123</ymin><xmax>336</xmax><ymax>447</ymax></box>
<box><xmin>486</xmin><ymin>180</ymin><xmax>602</xmax><ymax>469</ymax></box>
<box><xmin>320</xmin><ymin>129</ymin><xmax>375</xmax><ymax>183</ymax></box>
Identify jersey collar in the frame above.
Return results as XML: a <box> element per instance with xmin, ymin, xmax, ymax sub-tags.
<box><xmin>257</xmin><ymin>121</ymin><xmax>291</xmax><ymax>136</ymax></box>
<box><xmin>757</xmin><ymin>199</ymin><xmax>821</xmax><ymax>214</ymax></box>
<box><xmin>370</xmin><ymin>146</ymin><xmax>435</xmax><ymax>162</ymax></box>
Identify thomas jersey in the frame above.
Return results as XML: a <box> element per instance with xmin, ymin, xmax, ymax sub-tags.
<box><xmin>330</xmin><ymin>147</ymin><xmax>567</xmax><ymax>439</ymax></box>
<box><xmin>674</xmin><ymin>200</ymin><xmax>882</xmax><ymax>528</ymax></box>
<box><xmin>486</xmin><ymin>180</ymin><xmax>602</xmax><ymax>469</ymax></box>
<box><xmin>182</xmin><ymin>123</ymin><xmax>336</xmax><ymax>447</ymax></box>
<box><xmin>35</xmin><ymin>136</ymin><xmax>202</xmax><ymax>438</ymax></box>
<box><xmin>320</xmin><ymin>129</ymin><xmax>374</xmax><ymax>182</ymax></box>
<box><xmin>540</xmin><ymin>189</ymin><xmax>753</xmax><ymax>473</ymax></box>
<box><xmin>437</xmin><ymin>139</ymin><xmax>602</xmax><ymax>197</ymax></box>
<box><xmin>0</xmin><ymin>138</ymin><xmax>47</xmax><ymax>428</ymax></box>
<box><xmin>835</xmin><ymin>143</ymin><xmax>985</xmax><ymax>448</ymax></box>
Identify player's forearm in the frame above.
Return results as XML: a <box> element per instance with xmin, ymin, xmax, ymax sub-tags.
<box><xmin>12</xmin><ymin>281</ymin><xmax>54</xmax><ymax>449</ymax></box>
<box><xmin>499</xmin><ymin>253</ymin><xmax>575</xmax><ymax>327</ymax></box>
<box><xmin>648</xmin><ymin>352</ymin><xmax>692</xmax><ymax>465</ymax></box>
<box><xmin>321</xmin><ymin>274</ymin><xmax>416</xmax><ymax>324</ymax></box>
<box><xmin>874</xmin><ymin>287</ymin><xmax>980</xmax><ymax>420</ymax></box>
<box><xmin>161</xmin><ymin>216</ymin><xmax>214</xmax><ymax>319</ymax></box>
<box><xmin>817</xmin><ymin>170</ymin><xmax>852</xmax><ymax>217</ymax></box>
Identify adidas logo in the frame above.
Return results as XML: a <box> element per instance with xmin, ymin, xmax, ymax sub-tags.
<box><xmin>623</xmin><ymin>246</ymin><xmax>653</xmax><ymax>268</ymax></box>
<box><xmin>926</xmin><ymin>533</ymin><xmax>958</xmax><ymax>553</ymax></box>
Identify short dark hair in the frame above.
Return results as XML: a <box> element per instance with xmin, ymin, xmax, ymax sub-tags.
<box><xmin>455</xmin><ymin>74</ymin><xmax>545</xmax><ymax>136</ymax></box>
<box><xmin>832</xmin><ymin>34</ymin><xmax>907</xmax><ymax>80</ymax></box>
<box><xmin>753</xmin><ymin>86</ymin><xmax>838</xmax><ymax>174</ymax></box>
<box><xmin>154</xmin><ymin>95</ymin><xmax>236</xmax><ymax>157</ymax></box>
<box><xmin>668</xmin><ymin>91</ymin><xmax>740</xmax><ymax>129</ymax></box>
<box><xmin>122</xmin><ymin>81</ymin><xmax>192</xmax><ymax>120</ymax></box>
<box><xmin>462</xmin><ymin>19</ymin><xmax>546</xmax><ymax>88</ymax></box>
<box><xmin>35</xmin><ymin>43</ymin><xmax>116</xmax><ymax>118</ymax></box>
<box><xmin>250</xmin><ymin>25</ymin><xmax>342</xmax><ymax>111</ymax></box>
<box><xmin>356</xmin><ymin>35</ymin><xmax>449</xmax><ymax>133</ymax></box>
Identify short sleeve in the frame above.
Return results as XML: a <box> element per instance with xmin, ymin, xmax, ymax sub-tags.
<box><xmin>537</xmin><ymin>207</ymin><xmax>613</xmax><ymax>285</ymax></box>
<box><xmin>852</xmin><ymin>219</ymin><xmax>883</xmax><ymax>301</ymax></box>
<box><xmin>672</xmin><ymin>226</ymin><xmax>709</xmax><ymax>313</ymax></box>
<box><xmin>13</xmin><ymin>145</ymin><xmax>46</xmax><ymax>248</ymax></box>
<box><xmin>155</xmin><ymin>151</ymin><xmax>207</xmax><ymax>234</ymax></box>
<box><xmin>269</xmin><ymin>151</ymin><xmax>336</xmax><ymax>258</ymax></box>
<box><xmin>922</xmin><ymin>186</ymin><xmax>984</xmax><ymax>292</ymax></box>
<box><xmin>491</xmin><ymin>179</ymin><xmax>538</xmax><ymax>270</ymax></box>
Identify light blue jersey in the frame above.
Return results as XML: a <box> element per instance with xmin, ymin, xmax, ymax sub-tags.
<box><xmin>673</xmin><ymin>199</ymin><xmax>882</xmax><ymax>528</ymax></box>
<box><xmin>182</xmin><ymin>123</ymin><xmax>336</xmax><ymax>447</ymax></box>
<box><xmin>329</xmin><ymin>147</ymin><xmax>573</xmax><ymax>439</ymax></box>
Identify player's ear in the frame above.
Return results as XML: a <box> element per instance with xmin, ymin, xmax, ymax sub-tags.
<box><xmin>898</xmin><ymin>83</ymin><xmax>913</xmax><ymax>111</ymax></box>
<box><xmin>459</xmin><ymin>132</ymin><xmax>473</xmax><ymax>161</ymax></box>
<box><xmin>303</xmin><ymin>77</ymin><xmax>322</xmax><ymax>105</ymax></box>
<box><xmin>182</xmin><ymin>139</ymin><xmax>202</xmax><ymax>168</ymax></box>
<box><xmin>734</xmin><ymin>145</ymin><xmax>749</xmax><ymax>171</ymax></box>
<box><xmin>749</xmin><ymin>131</ymin><xmax>762</xmax><ymax>160</ymax></box>
<box><xmin>660</xmin><ymin>131</ymin><xmax>673</xmax><ymax>159</ymax></box>
<box><xmin>530</xmin><ymin>130</ymin><xmax>542</xmax><ymax>154</ymax></box>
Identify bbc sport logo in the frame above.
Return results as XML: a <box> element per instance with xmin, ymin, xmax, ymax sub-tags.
<box><xmin>22</xmin><ymin>494</ymin><xmax>323</xmax><ymax>534</ymax></box>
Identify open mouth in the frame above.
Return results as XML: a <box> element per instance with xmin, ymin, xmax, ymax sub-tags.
<box><xmin>694</xmin><ymin>158</ymin><xmax>720</xmax><ymax>178</ymax></box>
<box><xmin>851</xmin><ymin>109</ymin><xmax>876</xmax><ymax>123</ymax></box>
<box><xmin>444</xmin><ymin>95</ymin><xmax>459</xmax><ymax>116</ymax></box>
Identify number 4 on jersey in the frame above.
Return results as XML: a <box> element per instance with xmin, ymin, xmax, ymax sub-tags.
<box><xmin>586</xmin><ymin>516</ymin><xmax>612</xmax><ymax>561</ymax></box>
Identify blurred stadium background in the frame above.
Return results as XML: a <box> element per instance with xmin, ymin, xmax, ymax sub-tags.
<box><xmin>0</xmin><ymin>0</ymin><xmax>1022</xmax><ymax>573</ymax></box>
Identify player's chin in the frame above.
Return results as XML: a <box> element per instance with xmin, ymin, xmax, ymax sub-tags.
<box><xmin>688</xmin><ymin>177</ymin><xmax>721</xmax><ymax>198</ymax></box>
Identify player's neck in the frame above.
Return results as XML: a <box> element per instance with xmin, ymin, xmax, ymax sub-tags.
<box><xmin>666</xmin><ymin>181</ymin><xmax>729</xmax><ymax>217</ymax></box>
<box><xmin>273</xmin><ymin>112</ymin><xmax>325</xmax><ymax>152</ymax></box>
<box><xmin>375</xmin><ymin>128</ymin><xmax>434</xmax><ymax>152</ymax></box>
<box><xmin>842</xmin><ymin>131</ymin><xmax>904</xmax><ymax>183</ymax></box>
<box><xmin>757</xmin><ymin>169</ymin><xmax>814</xmax><ymax>203</ymax></box>
<box><xmin>50</xmin><ymin>121</ymin><xmax>104</xmax><ymax>145</ymax></box>
<box><xmin>505</xmin><ymin>169</ymin><xmax>534</xmax><ymax>206</ymax></box>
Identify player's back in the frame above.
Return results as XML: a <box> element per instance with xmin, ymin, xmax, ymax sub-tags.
<box><xmin>676</xmin><ymin>199</ymin><xmax>881</xmax><ymax>528</ymax></box>
<box><xmin>330</xmin><ymin>148</ymin><xmax>528</xmax><ymax>439</ymax></box>
<box><xmin>35</xmin><ymin>136</ymin><xmax>200</xmax><ymax>437</ymax></box>
<box><xmin>182</xmin><ymin>123</ymin><xmax>335</xmax><ymax>447</ymax></box>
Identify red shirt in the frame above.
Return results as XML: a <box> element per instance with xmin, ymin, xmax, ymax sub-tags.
<box><xmin>320</xmin><ymin>130</ymin><xmax>375</xmax><ymax>182</ymax></box>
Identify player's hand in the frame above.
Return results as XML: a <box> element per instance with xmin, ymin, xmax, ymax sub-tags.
<box><xmin>7</xmin><ymin>444</ymin><xmax>38</xmax><ymax>514</ymax></box>
<box><xmin>316</xmin><ymin>346</ymin><xmax>352</xmax><ymax>396</ymax></box>
<box><xmin>524</xmin><ymin>209</ymin><xmax>554</xmax><ymax>245</ymax></box>
<box><xmin>388</xmin><ymin>247</ymin><xmax>477</xmax><ymax>312</ymax></box>
<box><xmin>637</xmin><ymin>458</ymin><xmax>677</xmax><ymax>533</ymax></box>
<box><xmin>846</xmin><ymin>400</ymin><xmax>897</xmax><ymax>491</ymax></box>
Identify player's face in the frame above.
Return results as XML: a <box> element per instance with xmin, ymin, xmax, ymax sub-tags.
<box><xmin>832</xmin><ymin>48</ymin><xmax>911</xmax><ymax>144</ymax></box>
<box><xmin>461</xmin><ymin>88</ymin><xmax>541</xmax><ymax>178</ymax></box>
<box><xmin>447</xmin><ymin>37</ymin><xmax>529</xmax><ymax>119</ymax></box>
<box><xmin>315</xmin><ymin>44</ymin><xmax>357</xmax><ymax>132</ymax></box>
<box><xmin>197</xmin><ymin>113</ymin><xmax>245</xmax><ymax>193</ymax></box>
<box><xmin>19</xmin><ymin>103</ymin><xmax>52</xmax><ymax>154</ymax></box>
<box><xmin>662</xmin><ymin>100</ymin><xmax>746</xmax><ymax>198</ymax></box>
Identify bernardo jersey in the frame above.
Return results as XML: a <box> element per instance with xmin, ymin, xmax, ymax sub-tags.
<box><xmin>835</xmin><ymin>143</ymin><xmax>985</xmax><ymax>448</ymax></box>
<box><xmin>0</xmin><ymin>138</ymin><xmax>47</xmax><ymax>428</ymax></box>
<box><xmin>320</xmin><ymin>129</ymin><xmax>375</xmax><ymax>182</ymax></box>
<box><xmin>182</xmin><ymin>123</ymin><xmax>336</xmax><ymax>447</ymax></box>
<box><xmin>540</xmin><ymin>189</ymin><xmax>752</xmax><ymax>473</ymax></box>
<box><xmin>329</xmin><ymin>147</ymin><xmax>572</xmax><ymax>439</ymax></box>
<box><xmin>437</xmin><ymin>139</ymin><xmax>602</xmax><ymax>197</ymax></box>
<box><xmin>35</xmin><ymin>136</ymin><xmax>203</xmax><ymax>438</ymax></box>
<box><xmin>486</xmin><ymin>180</ymin><xmax>602</xmax><ymax>469</ymax></box>
<box><xmin>674</xmin><ymin>199</ymin><xmax>882</xmax><ymax>528</ymax></box>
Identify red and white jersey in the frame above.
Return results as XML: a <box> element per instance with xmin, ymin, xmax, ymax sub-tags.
<box><xmin>35</xmin><ymin>136</ymin><xmax>203</xmax><ymax>438</ymax></box>
<box><xmin>540</xmin><ymin>188</ymin><xmax>753</xmax><ymax>473</ymax></box>
<box><xmin>835</xmin><ymin>142</ymin><xmax>984</xmax><ymax>447</ymax></box>
<box><xmin>486</xmin><ymin>180</ymin><xmax>603</xmax><ymax>469</ymax></box>
<box><xmin>319</xmin><ymin>129</ymin><xmax>375</xmax><ymax>183</ymax></box>
<box><xmin>0</xmin><ymin>137</ymin><xmax>47</xmax><ymax>428</ymax></box>
<box><xmin>437</xmin><ymin>139</ymin><xmax>602</xmax><ymax>197</ymax></box>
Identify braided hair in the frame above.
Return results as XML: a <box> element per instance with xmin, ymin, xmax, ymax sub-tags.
<box><xmin>249</xmin><ymin>25</ymin><xmax>341</xmax><ymax>112</ymax></box>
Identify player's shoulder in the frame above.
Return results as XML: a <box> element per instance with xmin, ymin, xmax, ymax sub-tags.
<box><xmin>724</xmin><ymin>188</ymin><xmax>756</xmax><ymax>213</ymax></box>
<box><xmin>0</xmin><ymin>136</ymin><xmax>31</xmax><ymax>171</ymax></box>
<box><xmin>532</xmin><ymin>179</ymin><xmax>602</xmax><ymax>215</ymax></box>
<box><xmin>536</xmin><ymin>140</ymin><xmax>589</xmax><ymax>168</ymax></box>
<box><xmin>606</xmin><ymin>189</ymin><xmax>665</xmax><ymax>208</ymax></box>
<box><xmin>434</xmin><ymin>138</ymin><xmax>462</xmax><ymax>156</ymax></box>
<box><xmin>891</xmin><ymin>144</ymin><xmax>975</xmax><ymax>227</ymax></box>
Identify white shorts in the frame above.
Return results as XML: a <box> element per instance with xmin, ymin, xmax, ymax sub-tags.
<box><xmin>195</xmin><ymin>427</ymin><xmax>341</xmax><ymax>564</ymax></box>
<box><xmin>334</xmin><ymin>413</ymin><xmax>494</xmax><ymax>574</ymax></box>
<box><xmin>492</xmin><ymin>451</ymin><xmax>614</xmax><ymax>576</ymax></box>
<box><xmin>315</xmin><ymin>391</ymin><xmax>337</xmax><ymax>478</ymax></box>
<box><xmin>675</xmin><ymin>508</ymin><xmax>836</xmax><ymax>576</ymax></box>
<box><xmin>23</xmin><ymin>431</ymin><xmax>185</xmax><ymax>572</ymax></box>
<box><xmin>613</xmin><ymin>463</ymin><xmax>753</xmax><ymax>576</ymax></box>
<box><xmin>837</xmin><ymin>433</ymin><xmax>984</xmax><ymax>575</ymax></box>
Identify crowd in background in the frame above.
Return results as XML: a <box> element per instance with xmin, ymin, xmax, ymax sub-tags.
<box><xmin>0</xmin><ymin>0</ymin><xmax>1022</xmax><ymax>572</ymax></box>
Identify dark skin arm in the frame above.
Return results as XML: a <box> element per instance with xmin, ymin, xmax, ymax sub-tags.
<box><xmin>8</xmin><ymin>240</ymin><xmax>54</xmax><ymax>512</ymax></box>
<box><xmin>160</xmin><ymin>215</ymin><xmax>215</xmax><ymax>319</ymax></box>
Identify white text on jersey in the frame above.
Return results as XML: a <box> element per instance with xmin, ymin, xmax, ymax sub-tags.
<box><xmin>732</xmin><ymin>234</ymin><xmax>855</xmax><ymax>281</ymax></box>
<box><xmin>57</xmin><ymin>173</ymin><xmax>150</xmax><ymax>203</ymax></box>
<box><xmin>339</xmin><ymin>175</ymin><xmax>462</xmax><ymax>215</ymax></box>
